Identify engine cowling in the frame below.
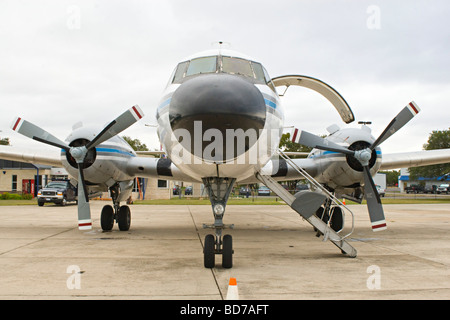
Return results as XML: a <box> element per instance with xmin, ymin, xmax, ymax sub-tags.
<box><xmin>60</xmin><ymin>126</ymin><xmax>136</xmax><ymax>188</ymax></box>
<box><xmin>311</xmin><ymin>127</ymin><xmax>381</xmax><ymax>190</ymax></box>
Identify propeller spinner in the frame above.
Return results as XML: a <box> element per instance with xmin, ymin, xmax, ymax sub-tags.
<box><xmin>11</xmin><ymin>105</ymin><xmax>144</xmax><ymax>230</ymax></box>
<box><xmin>297</xmin><ymin>101</ymin><xmax>420</xmax><ymax>231</ymax></box>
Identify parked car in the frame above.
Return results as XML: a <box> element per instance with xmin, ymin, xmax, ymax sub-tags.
<box><xmin>173</xmin><ymin>186</ymin><xmax>180</xmax><ymax>195</ymax></box>
<box><xmin>296</xmin><ymin>184</ymin><xmax>309</xmax><ymax>192</ymax></box>
<box><xmin>239</xmin><ymin>186</ymin><xmax>250</xmax><ymax>196</ymax></box>
<box><xmin>38</xmin><ymin>180</ymin><xmax>77</xmax><ymax>206</ymax></box>
<box><xmin>405</xmin><ymin>184</ymin><xmax>424</xmax><ymax>194</ymax></box>
<box><xmin>376</xmin><ymin>185</ymin><xmax>386</xmax><ymax>197</ymax></box>
<box><xmin>437</xmin><ymin>184</ymin><xmax>449</xmax><ymax>194</ymax></box>
<box><xmin>257</xmin><ymin>186</ymin><xmax>271</xmax><ymax>196</ymax></box>
<box><xmin>424</xmin><ymin>185</ymin><xmax>437</xmax><ymax>194</ymax></box>
<box><xmin>184</xmin><ymin>186</ymin><xmax>193</xmax><ymax>195</ymax></box>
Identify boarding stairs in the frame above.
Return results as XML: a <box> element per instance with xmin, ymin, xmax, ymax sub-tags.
<box><xmin>255</xmin><ymin>150</ymin><xmax>357</xmax><ymax>257</ymax></box>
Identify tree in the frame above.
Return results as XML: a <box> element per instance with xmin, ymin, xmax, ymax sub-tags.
<box><xmin>379</xmin><ymin>170</ymin><xmax>399</xmax><ymax>186</ymax></box>
<box><xmin>409</xmin><ymin>128</ymin><xmax>450</xmax><ymax>180</ymax></box>
<box><xmin>122</xmin><ymin>136</ymin><xmax>148</xmax><ymax>151</ymax></box>
<box><xmin>0</xmin><ymin>137</ymin><xmax>10</xmax><ymax>146</ymax></box>
<box><xmin>278</xmin><ymin>132</ymin><xmax>313</xmax><ymax>157</ymax></box>
<box><xmin>278</xmin><ymin>132</ymin><xmax>315</xmax><ymax>192</ymax></box>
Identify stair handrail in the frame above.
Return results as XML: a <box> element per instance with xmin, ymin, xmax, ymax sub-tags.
<box><xmin>277</xmin><ymin>149</ymin><xmax>355</xmax><ymax>239</ymax></box>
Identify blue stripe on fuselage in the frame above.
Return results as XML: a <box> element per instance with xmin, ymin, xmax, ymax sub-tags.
<box><xmin>264</xmin><ymin>98</ymin><xmax>277</xmax><ymax>109</ymax></box>
<box><xmin>158</xmin><ymin>97</ymin><xmax>172</xmax><ymax>110</ymax></box>
<box><xmin>61</xmin><ymin>148</ymin><xmax>135</xmax><ymax>157</ymax></box>
<box><xmin>96</xmin><ymin>148</ymin><xmax>135</xmax><ymax>157</ymax></box>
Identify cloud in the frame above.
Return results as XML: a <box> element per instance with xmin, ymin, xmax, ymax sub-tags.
<box><xmin>0</xmin><ymin>0</ymin><xmax>449</xmax><ymax>155</ymax></box>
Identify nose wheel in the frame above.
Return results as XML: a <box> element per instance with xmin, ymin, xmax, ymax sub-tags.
<box><xmin>203</xmin><ymin>233</ymin><xmax>233</xmax><ymax>269</ymax></box>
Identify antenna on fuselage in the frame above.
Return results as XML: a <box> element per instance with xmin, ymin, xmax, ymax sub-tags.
<box><xmin>211</xmin><ymin>41</ymin><xmax>231</xmax><ymax>49</ymax></box>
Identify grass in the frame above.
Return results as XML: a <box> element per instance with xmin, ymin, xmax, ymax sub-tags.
<box><xmin>349</xmin><ymin>198</ymin><xmax>450</xmax><ymax>205</ymax></box>
<box><xmin>0</xmin><ymin>196</ymin><xmax>449</xmax><ymax>206</ymax></box>
<box><xmin>133</xmin><ymin>196</ymin><xmax>286</xmax><ymax>205</ymax></box>
<box><xmin>0</xmin><ymin>199</ymin><xmax>38</xmax><ymax>206</ymax></box>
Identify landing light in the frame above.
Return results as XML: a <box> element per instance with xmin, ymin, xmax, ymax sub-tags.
<box><xmin>213</xmin><ymin>204</ymin><xmax>225</xmax><ymax>216</ymax></box>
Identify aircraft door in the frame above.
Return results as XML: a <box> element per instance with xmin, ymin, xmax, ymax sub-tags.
<box><xmin>272</xmin><ymin>75</ymin><xmax>355</xmax><ymax>124</ymax></box>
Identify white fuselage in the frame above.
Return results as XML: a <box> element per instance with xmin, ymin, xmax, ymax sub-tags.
<box><xmin>156</xmin><ymin>50</ymin><xmax>284</xmax><ymax>182</ymax></box>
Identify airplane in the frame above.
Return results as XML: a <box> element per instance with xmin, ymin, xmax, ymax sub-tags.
<box><xmin>2</xmin><ymin>48</ymin><xmax>450</xmax><ymax>269</ymax></box>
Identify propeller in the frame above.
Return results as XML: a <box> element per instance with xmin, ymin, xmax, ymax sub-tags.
<box><xmin>11</xmin><ymin>105</ymin><xmax>144</xmax><ymax>230</ymax></box>
<box><xmin>297</xmin><ymin>101</ymin><xmax>420</xmax><ymax>231</ymax></box>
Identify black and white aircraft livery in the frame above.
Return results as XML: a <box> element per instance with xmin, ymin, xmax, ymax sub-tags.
<box><xmin>2</xmin><ymin>48</ymin><xmax>450</xmax><ymax>268</ymax></box>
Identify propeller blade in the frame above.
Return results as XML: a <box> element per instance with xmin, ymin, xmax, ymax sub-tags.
<box><xmin>371</xmin><ymin>101</ymin><xmax>420</xmax><ymax>150</ymax></box>
<box><xmin>76</xmin><ymin>166</ymin><xmax>92</xmax><ymax>230</ymax></box>
<box><xmin>85</xmin><ymin>105</ymin><xmax>144</xmax><ymax>150</ymax></box>
<box><xmin>362</xmin><ymin>166</ymin><xmax>387</xmax><ymax>232</ymax></box>
<box><xmin>11</xmin><ymin>117</ymin><xmax>70</xmax><ymax>151</ymax></box>
<box><xmin>297</xmin><ymin>130</ymin><xmax>355</xmax><ymax>155</ymax></box>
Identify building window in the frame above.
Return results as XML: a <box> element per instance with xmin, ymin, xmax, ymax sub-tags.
<box><xmin>12</xmin><ymin>175</ymin><xmax>17</xmax><ymax>191</ymax></box>
<box><xmin>157</xmin><ymin>179</ymin><xmax>168</xmax><ymax>188</ymax></box>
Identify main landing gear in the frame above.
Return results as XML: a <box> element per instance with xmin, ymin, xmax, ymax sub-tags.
<box><xmin>202</xmin><ymin>177</ymin><xmax>236</xmax><ymax>269</ymax></box>
<box><xmin>314</xmin><ymin>198</ymin><xmax>344</xmax><ymax>236</ymax></box>
<box><xmin>100</xmin><ymin>204</ymin><xmax>131</xmax><ymax>231</ymax></box>
<box><xmin>100</xmin><ymin>183</ymin><xmax>131</xmax><ymax>231</ymax></box>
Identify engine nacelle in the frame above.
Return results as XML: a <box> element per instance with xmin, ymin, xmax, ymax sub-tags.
<box><xmin>60</xmin><ymin>126</ymin><xmax>136</xmax><ymax>189</ymax></box>
<box><xmin>309</xmin><ymin>126</ymin><xmax>382</xmax><ymax>190</ymax></box>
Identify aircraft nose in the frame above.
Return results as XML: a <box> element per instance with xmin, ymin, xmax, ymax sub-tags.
<box><xmin>169</xmin><ymin>73</ymin><xmax>267</xmax><ymax>162</ymax></box>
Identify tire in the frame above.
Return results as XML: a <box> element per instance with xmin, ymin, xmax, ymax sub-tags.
<box><xmin>330</xmin><ymin>206</ymin><xmax>343</xmax><ymax>232</ymax></box>
<box><xmin>204</xmin><ymin>234</ymin><xmax>215</xmax><ymax>268</ymax></box>
<box><xmin>222</xmin><ymin>234</ymin><xmax>233</xmax><ymax>269</ymax></box>
<box><xmin>38</xmin><ymin>201</ymin><xmax>44</xmax><ymax>207</ymax></box>
<box><xmin>118</xmin><ymin>205</ymin><xmax>131</xmax><ymax>231</ymax></box>
<box><xmin>101</xmin><ymin>205</ymin><xmax>114</xmax><ymax>231</ymax></box>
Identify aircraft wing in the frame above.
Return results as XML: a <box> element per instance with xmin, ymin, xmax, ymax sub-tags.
<box><xmin>135</xmin><ymin>150</ymin><xmax>166</xmax><ymax>156</ymax></box>
<box><xmin>0</xmin><ymin>147</ymin><xmax>62</xmax><ymax>167</ymax></box>
<box><xmin>279</xmin><ymin>148</ymin><xmax>450</xmax><ymax>179</ymax></box>
<box><xmin>380</xmin><ymin>148</ymin><xmax>450</xmax><ymax>170</ymax></box>
<box><xmin>0</xmin><ymin>146</ymin><xmax>202</xmax><ymax>184</ymax></box>
<box><xmin>240</xmin><ymin>148</ymin><xmax>450</xmax><ymax>184</ymax></box>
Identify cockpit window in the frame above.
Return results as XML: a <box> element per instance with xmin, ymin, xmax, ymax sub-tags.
<box><xmin>185</xmin><ymin>56</ymin><xmax>217</xmax><ymax>77</ymax></box>
<box><xmin>173</xmin><ymin>61</ymin><xmax>189</xmax><ymax>83</ymax></box>
<box><xmin>222</xmin><ymin>57</ymin><xmax>254</xmax><ymax>78</ymax></box>
<box><xmin>170</xmin><ymin>55</ymin><xmax>276</xmax><ymax>92</ymax></box>
<box><xmin>251</xmin><ymin>62</ymin><xmax>266</xmax><ymax>83</ymax></box>
<box><xmin>263</xmin><ymin>66</ymin><xmax>276</xmax><ymax>92</ymax></box>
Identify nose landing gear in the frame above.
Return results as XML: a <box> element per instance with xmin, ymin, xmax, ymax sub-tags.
<box><xmin>202</xmin><ymin>177</ymin><xmax>236</xmax><ymax>269</ymax></box>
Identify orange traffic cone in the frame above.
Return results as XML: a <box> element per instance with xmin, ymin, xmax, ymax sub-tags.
<box><xmin>226</xmin><ymin>277</ymin><xmax>239</xmax><ymax>300</ymax></box>
<box><xmin>342</xmin><ymin>198</ymin><xmax>346</xmax><ymax>205</ymax></box>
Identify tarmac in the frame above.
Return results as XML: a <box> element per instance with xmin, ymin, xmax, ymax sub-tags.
<box><xmin>0</xmin><ymin>201</ymin><xmax>449</xmax><ymax>300</ymax></box>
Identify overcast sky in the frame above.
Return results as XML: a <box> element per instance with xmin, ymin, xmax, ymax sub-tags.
<box><xmin>1</xmin><ymin>0</ymin><xmax>449</xmax><ymax>157</ymax></box>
